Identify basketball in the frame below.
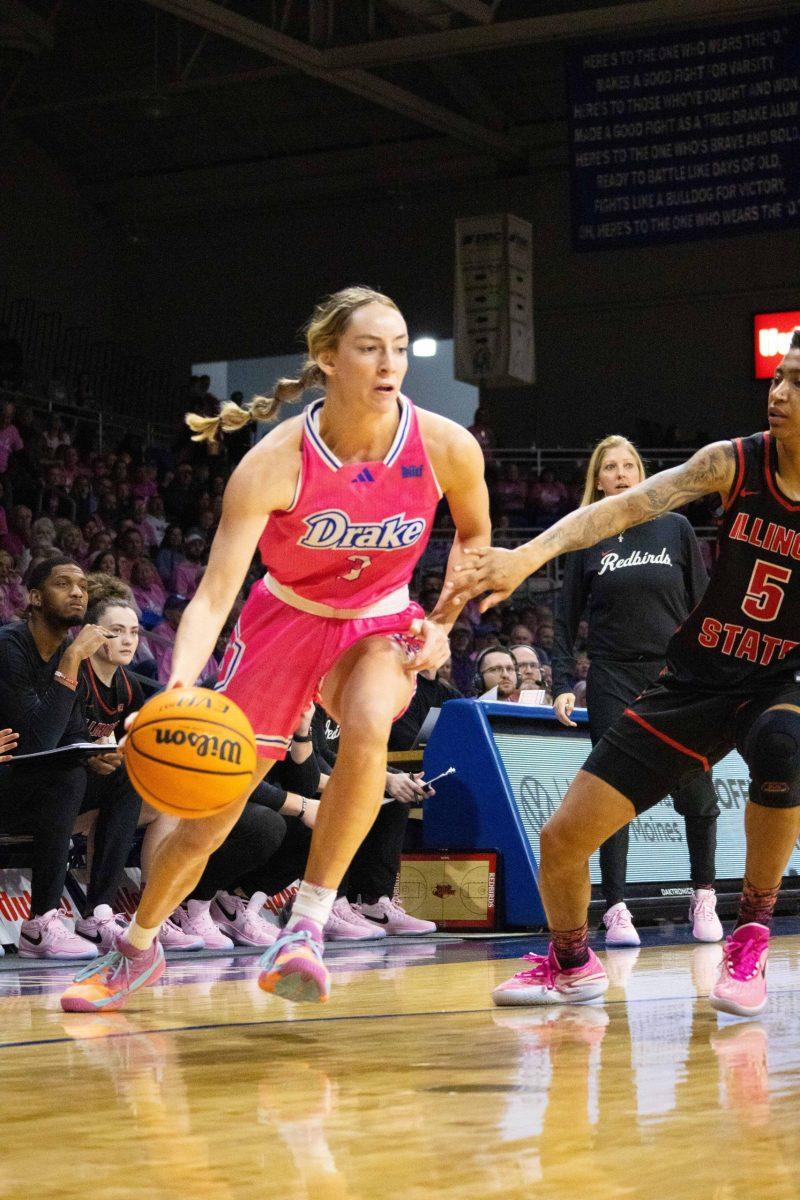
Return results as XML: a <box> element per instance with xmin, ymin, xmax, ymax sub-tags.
<box><xmin>123</xmin><ymin>687</ymin><xmax>257</xmax><ymax>819</ymax></box>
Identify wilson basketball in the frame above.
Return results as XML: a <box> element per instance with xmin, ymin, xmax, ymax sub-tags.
<box><xmin>124</xmin><ymin>687</ymin><xmax>257</xmax><ymax>819</ymax></box>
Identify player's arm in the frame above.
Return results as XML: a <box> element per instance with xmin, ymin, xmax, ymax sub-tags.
<box><xmin>423</xmin><ymin>417</ymin><xmax>492</xmax><ymax>632</ymax></box>
<box><xmin>466</xmin><ymin>440</ymin><xmax>736</xmax><ymax>610</ymax></box>
<box><xmin>167</xmin><ymin>428</ymin><xmax>300</xmax><ymax>688</ymax></box>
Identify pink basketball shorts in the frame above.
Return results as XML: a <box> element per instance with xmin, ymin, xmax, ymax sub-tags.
<box><xmin>214</xmin><ymin>580</ymin><xmax>425</xmax><ymax>759</ymax></box>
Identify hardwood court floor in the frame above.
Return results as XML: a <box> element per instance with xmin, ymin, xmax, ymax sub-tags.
<box><xmin>2</xmin><ymin>928</ymin><xmax>800</xmax><ymax>1200</ymax></box>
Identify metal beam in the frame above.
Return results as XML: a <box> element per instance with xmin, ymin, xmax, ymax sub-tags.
<box><xmin>140</xmin><ymin>0</ymin><xmax>523</xmax><ymax>159</ymax></box>
<box><xmin>324</xmin><ymin>0</ymin><xmax>800</xmax><ymax>68</ymax></box>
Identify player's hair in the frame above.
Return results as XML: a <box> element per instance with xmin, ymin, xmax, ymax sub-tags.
<box><xmin>580</xmin><ymin>435</ymin><xmax>645</xmax><ymax>507</ymax></box>
<box><xmin>85</xmin><ymin>595</ymin><xmax>140</xmax><ymax>627</ymax></box>
<box><xmin>186</xmin><ymin>285</ymin><xmax>401</xmax><ymax>444</ymax></box>
<box><xmin>790</xmin><ymin>326</ymin><xmax>800</xmax><ymax>352</ymax></box>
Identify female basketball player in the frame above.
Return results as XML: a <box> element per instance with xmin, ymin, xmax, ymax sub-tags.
<box><xmin>465</xmin><ymin>329</ymin><xmax>800</xmax><ymax>1017</ymax></box>
<box><xmin>61</xmin><ymin>286</ymin><xmax>490</xmax><ymax>1011</ymax></box>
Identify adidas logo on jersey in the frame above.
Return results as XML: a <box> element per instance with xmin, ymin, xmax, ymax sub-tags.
<box><xmin>299</xmin><ymin>508</ymin><xmax>427</xmax><ymax>551</ymax></box>
<box><xmin>352</xmin><ymin>468</ymin><xmax>375</xmax><ymax>484</ymax></box>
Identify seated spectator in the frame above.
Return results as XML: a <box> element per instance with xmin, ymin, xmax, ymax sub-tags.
<box><xmin>132</xmin><ymin>464</ymin><xmax>159</xmax><ymax>503</ymax></box>
<box><xmin>150</xmin><ymin>593</ymin><xmax>217</xmax><ymax>685</ymax></box>
<box><xmin>508</xmin><ymin>622</ymin><xmax>535</xmax><ymax>646</ymax></box>
<box><xmin>0</xmin><ymin>550</ymin><xmax>27</xmax><ymax>624</ymax></box>
<box><xmin>510</xmin><ymin>643</ymin><xmax>552</xmax><ymax>703</ymax></box>
<box><xmin>493</xmin><ymin>462</ymin><xmax>528</xmax><ymax>524</ymax></box>
<box><xmin>527</xmin><ymin>467</ymin><xmax>568</xmax><ymax>525</ymax></box>
<box><xmin>475</xmin><ymin>646</ymin><xmax>519</xmax><ymax>701</ymax></box>
<box><xmin>0</xmin><ymin>557</ymin><xmax>137</xmax><ymax>958</ymax></box>
<box><xmin>131</xmin><ymin>556</ymin><xmax>167</xmax><ymax>622</ymax></box>
<box><xmin>36</xmin><ymin>464</ymin><xmax>76</xmax><ymax>522</ymax></box>
<box><xmin>467</xmin><ymin>405</ymin><xmax>495</xmax><ymax>459</ymax></box>
<box><xmin>448</xmin><ymin>622</ymin><xmax>475</xmax><ymax>695</ymax></box>
<box><xmin>55</xmin><ymin>521</ymin><xmax>86</xmax><ymax>563</ymax></box>
<box><xmin>90</xmin><ymin>549</ymin><xmax>120</xmax><ymax>577</ymax></box>
<box><xmin>115</xmin><ymin>528</ymin><xmax>146</xmax><ymax>583</ymax></box>
<box><xmin>1</xmin><ymin>503</ymin><xmax>32</xmax><ymax>565</ymax></box>
<box><xmin>154</xmin><ymin>524</ymin><xmax>184</xmax><ymax>586</ymax></box>
<box><xmin>171</xmin><ymin>528</ymin><xmax>206</xmax><ymax>597</ymax></box>
<box><xmin>0</xmin><ymin>401</ymin><xmax>24</xmax><ymax>476</ymax></box>
<box><xmin>56</xmin><ymin>445</ymin><xmax>83</xmax><ymax>489</ymax></box>
<box><xmin>164</xmin><ymin>461</ymin><xmax>198</xmax><ymax>526</ymax></box>
<box><xmin>71</xmin><ymin>474</ymin><xmax>97</xmax><ymax>527</ymax></box>
<box><xmin>535</xmin><ymin>617</ymin><xmax>555</xmax><ymax>661</ymax></box>
<box><xmin>144</xmin><ymin>494</ymin><xmax>168</xmax><ymax>549</ymax></box>
<box><xmin>42</xmin><ymin>413</ymin><xmax>71</xmax><ymax>457</ymax></box>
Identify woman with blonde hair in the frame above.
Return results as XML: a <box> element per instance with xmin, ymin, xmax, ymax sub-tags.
<box><xmin>551</xmin><ymin>435</ymin><xmax>721</xmax><ymax>946</ymax></box>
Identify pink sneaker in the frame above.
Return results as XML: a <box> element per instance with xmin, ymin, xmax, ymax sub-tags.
<box><xmin>171</xmin><ymin>900</ymin><xmax>234</xmax><ymax>951</ymax></box>
<box><xmin>325</xmin><ymin>897</ymin><xmax>387</xmax><ymax>941</ymax></box>
<box><xmin>158</xmin><ymin>915</ymin><xmax>204</xmax><ymax>952</ymax></box>
<box><xmin>210</xmin><ymin>891</ymin><xmax>279</xmax><ymax>947</ymax></box>
<box><xmin>690</xmin><ymin>888</ymin><xmax>723</xmax><ymax>942</ymax></box>
<box><xmin>493</xmin><ymin>945</ymin><xmax>609</xmax><ymax>1007</ymax></box>
<box><xmin>18</xmin><ymin>909</ymin><xmax>100</xmax><ymax>960</ymax></box>
<box><xmin>709</xmin><ymin>923</ymin><xmax>769</xmax><ymax>1017</ymax></box>
<box><xmin>61</xmin><ymin>934</ymin><xmax>166</xmax><ymax>1012</ymax></box>
<box><xmin>602</xmin><ymin>902</ymin><xmax>640</xmax><ymax>947</ymax></box>
<box><xmin>356</xmin><ymin>895</ymin><xmax>437</xmax><ymax>935</ymax></box>
<box><xmin>75</xmin><ymin>905</ymin><xmax>128</xmax><ymax>954</ymax></box>
<box><xmin>259</xmin><ymin>918</ymin><xmax>330</xmax><ymax>1003</ymax></box>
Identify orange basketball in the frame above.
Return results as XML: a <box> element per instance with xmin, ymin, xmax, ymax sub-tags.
<box><xmin>124</xmin><ymin>687</ymin><xmax>257</xmax><ymax>819</ymax></box>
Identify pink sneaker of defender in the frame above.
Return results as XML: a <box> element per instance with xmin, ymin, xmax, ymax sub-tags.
<box><xmin>61</xmin><ymin>934</ymin><xmax>165</xmax><ymax>1012</ymax></box>
<box><xmin>325</xmin><ymin>897</ymin><xmax>387</xmax><ymax>941</ymax></box>
<box><xmin>689</xmin><ymin>888</ymin><xmax>723</xmax><ymax>942</ymax></box>
<box><xmin>171</xmin><ymin>899</ymin><xmax>234</xmax><ymax>950</ymax></box>
<box><xmin>493</xmin><ymin>945</ymin><xmax>609</xmax><ymax>1007</ymax></box>
<box><xmin>158</xmin><ymin>915</ymin><xmax>204</xmax><ymax>952</ymax></box>
<box><xmin>709</xmin><ymin>923</ymin><xmax>769</xmax><ymax>1017</ymax></box>
<box><xmin>210</xmin><ymin>891</ymin><xmax>279</xmax><ymax>947</ymax></box>
<box><xmin>259</xmin><ymin>918</ymin><xmax>330</xmax><ymax>1003</ymax></box>
<box><xmin>75</xmin><ymin>905</ymin><xmax>128</xmax><ymax>954</ymax></box>
<box><xmin>356</xmin><ymin>896</ymin><xmax>437</xmax><ymax>935</ymax></box>
<box><xmin>18</xmin><ymin>909</ymin><xmax>99</xmax><ymax>959</ymax></box>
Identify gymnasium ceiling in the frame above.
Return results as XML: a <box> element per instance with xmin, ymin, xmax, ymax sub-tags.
<box><xmin>2</xmin><ymin>0</ymin><xmax>798</xmax><ymax>224</ymax></box>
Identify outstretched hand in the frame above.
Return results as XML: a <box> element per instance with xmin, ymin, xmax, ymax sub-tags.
<box><xmin>457</xmin><ymin>545</ymin><xmax>536</xmax><ymax>612</ymax></box>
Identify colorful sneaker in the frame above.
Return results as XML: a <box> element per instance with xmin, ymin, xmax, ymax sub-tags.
<box><xmin>210</xmin><ymin>891</ymin><xmax>279</xmax><ymax>947</ymax></box>
<box><xmin>690</xmin><ymin>888</ymin><xmax>723</xmax><ymax>942</ymax></box>
<box><xmin>60</xmin><ymin>935</ymin><xmax>165</xmax><ymax>1013</ymax></box>
<box><xmin>709</xmin><ymin>923</ymin><xmax>769</xmax><ymax>1017</ymax></box>
<box><xmin>18</xmin><ymin>909</ymin><xmax>100</xmax><ymax>960</ymax></box>
<box><xmin>492</xmin><ymin>945</ymin><xmax>609</xmax><ymax>1007</ymax></box>
<box><xmin>325</xmin><ymin>897</ymin><xmax>387</xmax><ymax>941</ymax></box>
<box><xmin>158</xmin><ymin>915</ymin><xmax>204</xmax><ymax>952</ymax></box>
<box><xmin>75</xmin><ymin>905</ymin><xmax>128</xmax><ymax>954</ymax></box>
<box><xmin>602</xmin><ymin>902</ymin><xmax>640</xmax><ymax>947</ymax></box>
<box><xmin>356</xmin><ymin>895</ymin><xmax>437</xmax><ymax>935</ymax></box>
<box><xmin>258</xmin><ymin>918</ymin><xmax>330</xmax><ymax>1003</ymax></box>
<box><xmin>171</xmin><ymin>899</ymin><xmax>234</xmax><ymax>950</ymax></box>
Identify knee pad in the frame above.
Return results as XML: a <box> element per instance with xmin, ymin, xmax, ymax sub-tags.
<box><xmin>745</xmin><ymin>707</ymin><xmax>800</xmax><ymax>809</ymax></box>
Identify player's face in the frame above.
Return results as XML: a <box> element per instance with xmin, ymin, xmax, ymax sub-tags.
<box><xmin>96</xmin><ymin>606</ymin><xmax>140</xmax><ymax>666</ymax></box>
<box><xmin>34</xmin><ymin>565</ymin><xmax>89</xmax><ymax>628</ymax></box>
<box><xmin>597</xmin><ymin>445</ymin><xmax>642</xmax><ymax>495</ymax></box>
<box><xmin>321</xmin><ymin>303</ymin><xmax>409</xmax><ymax>412</ymax></box>
<box><xmin>769</xmin><ymin>350</ymin><xmax>800</xmax><ymax>440</ymax></box>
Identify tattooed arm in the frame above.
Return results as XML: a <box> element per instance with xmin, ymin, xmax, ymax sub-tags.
<box><xmin>466</xmin><ymin>441</ymin><xmax>735</xmax><ymax>610</ymax></box>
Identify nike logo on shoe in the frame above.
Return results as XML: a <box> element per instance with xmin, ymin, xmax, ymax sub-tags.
<box><xmin>215</xmin><ymin>900</ymin><xmax>237</xmax><ymax>923</ymax></box>
<box><xmin>21</xmin><ymin>931</ymin><xmax>42</xmax><ymax>945</ymax></box>
<box><xmin>79</xmin><ymin>931</ymin><xmax>104</xmax><ymax>944</ymax></box>
<box><xmin>364</xmin><ymin>915</ymin><xmax>390</xmax><ymax>924</ymax></box>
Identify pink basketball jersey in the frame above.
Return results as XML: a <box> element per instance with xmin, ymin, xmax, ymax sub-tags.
<box><xmin>259</xmin><ymin>396</ymin><xmax>442</xmax><ymax>610</ymax></box>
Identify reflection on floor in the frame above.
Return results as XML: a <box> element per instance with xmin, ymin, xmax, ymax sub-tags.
<box><xmin>1</xmin><ymin>924</ymin><xmax>799</xmax><ymax>1199</ymax></box>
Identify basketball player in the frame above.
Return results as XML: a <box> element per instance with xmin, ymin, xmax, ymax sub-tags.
<box><xmin>61</xmin><ymin>286</ymin><xmax>489</xmax><ymax>1011</ymax></box>
<box><xmin>465</xmin><ymin>329</ymin><xmax>800</xmax><ymax>1018</ymax></box>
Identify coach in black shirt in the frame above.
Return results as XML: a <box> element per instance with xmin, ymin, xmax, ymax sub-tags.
<box><xmin>0</xmin><ymin>557</ymin><xmax>139</xmax><ymax>956</ymax></box>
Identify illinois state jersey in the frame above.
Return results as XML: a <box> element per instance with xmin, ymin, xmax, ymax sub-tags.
<box><xmin>666</xmin><ymin>432</ymin><xmax>800</xmax><ymax>692</ymax></box>
<box><xmin>258</xmin><ymin>395</ymin><xmax>442</xmax><ymax>610</ymax></box>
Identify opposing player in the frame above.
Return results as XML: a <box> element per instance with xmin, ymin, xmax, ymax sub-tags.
<box><xmin>467</xmin><ymin>328</ymin><xmax>800</xmax><ymax>1018</ymax></box>
<box><xmin>61</xmin><ymin>286</ymin><xmax>489</xmax><ymax>1011</ymax></box>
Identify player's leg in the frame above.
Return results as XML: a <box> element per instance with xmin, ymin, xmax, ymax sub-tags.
<box><xmin>711</xmin><ymin>703</ymin><xmax>800</xmax><ymax>1017</ymax></box>
<box><xmin>671</xmin><ymin>771</ymin><xmax>722</xmax><ymax>942</ymax></box>
<box><xmin>61</xmin><ymin>760</ymin><xmax>273</xmax><ymax>1012</ymax></box>
<box><xmin>259</xmin><ymin>634</ymin><xmax>413</xmax><ymax>1003</ymax></box>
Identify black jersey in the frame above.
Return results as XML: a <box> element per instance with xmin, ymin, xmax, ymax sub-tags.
<box><xmin>78</xmin><ymin>660</ymin><xmax>145</xmax><ymax>742</ymax></box>
<box><xmin>665</xmin><ymin>432</ymin><xmax>800</xmax><ymax>693</ymax></box>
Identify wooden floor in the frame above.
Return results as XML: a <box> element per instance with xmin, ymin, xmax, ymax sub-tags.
<box><xmin>2</xmin><ymin>930</ymin><xmax>800</xmax><ymax>1200</ymax></box>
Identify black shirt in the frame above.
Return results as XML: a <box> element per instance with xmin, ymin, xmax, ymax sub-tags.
<box><xmin>389</xmin><ymin>674</ymin><xmax>461</xmax><ymax>751</ymax></box>
<box><xmin>78</xmin><ymin>660</ymin><xmax>145</xmax><ymax>743</ymax></box>
<box><xmin>0</xmin><ymin>622</ymin><xmax>86</xmax><ymax>754</ymax></box>
<box><xmin>552</xmin><ymin>513</ymin><xmax>708</xmax><ymax>698</ymax></box>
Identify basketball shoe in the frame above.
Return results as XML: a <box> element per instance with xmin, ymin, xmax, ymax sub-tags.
<box><xmin>492</xmin><ymin>945</ymin><xmax>609</xmax><ymax>1007</ymax></box>
<box><xmin>709</xmin><ymin>923</ymin><xmax>769</xmax><ymax>1017</ymax></box>
<box><xmin>210</xmin><ymin>891</ymin><xmax>279</xmax><ymax>947</ymax></box>
<box><xmin>258</xmin><ymin>918</ymin><xmax>330</xmax><ymax>1003</ymax></box>
<box><xmin>157</xmin><ymin>915</ymin><xmax>204</xmax><ymax>952</ymax></box>
<box><xmin>602</xmin><ymin>902</ymin><xmax>640</xmax><ymax>947</ymax></box>
<box><xmin>356</xmin><ymin>895</ymin><xmax>436</xmax><ymax>935</ymax></box>
<box><xmin>325</xmin><ymin>897</ymin><xmax>387</xmax><ymax>941</ymax></box>
<box><xmin>171</xmin><ymin>899</ymin><xmax>234</xmax><ymax>950</ymax></box>
<box><xmin>689</xmin><ymin>888</ymin><xmax>723</xmax><ymax>942</ymax></box>
<box><xmin>75</xmin><ymin>905</ymin><xmax>129</xmax><ymax>954</ymax></box>
<box><xmin>60</xmin><ymin>934</ymin><xmax>165</xmax><ymax>1012</ymax></box>
<box><xmin>18</xmin><ymin>909</ymin><xmax>99</xmax><ymax>959</ymax></box>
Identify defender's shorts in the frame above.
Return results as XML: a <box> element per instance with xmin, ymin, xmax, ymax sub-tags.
<box><xmin>215</xmin><ymin>579</ymin><xmax>423</xmax><ymax>759</ymax></box>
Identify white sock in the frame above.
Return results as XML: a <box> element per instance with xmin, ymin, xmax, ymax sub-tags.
<box><xmin>287</xmin><ymin>881</ymin><xmax>337</xmax><ymax>930</ymax></box>
<box><xmin>126</xmin><ymin>917</ymin><xmax>160</xmax><ymax>950</ymax></box>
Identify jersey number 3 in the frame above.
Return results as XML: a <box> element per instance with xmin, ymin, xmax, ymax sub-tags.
<box><xmin>741</xmin><ymin>558</ymin><xmax>792</xmax><ymax>622</ymax></box>
<box><xmin>340</xmin><ymin>555</ymin><xmax>372</xmax><ymax>582</ymax></box>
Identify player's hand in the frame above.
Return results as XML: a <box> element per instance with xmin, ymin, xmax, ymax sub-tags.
<box><xmin>67</xmin><ymin>624</ymin><xmax>118</xmax><ymax>661</ymax></box>
<box><xmin>295</xmin><ymin>702</ymin><xmax>315</xmax><ymax>738</ymax></box>
<box><xmin>88</xmin><ymin>750</ymin><xmax>123</xmax><ymax>775</ymax></box>
<box><xmin>300</xmin><ymin>797</ymin><xmax>319</xmax><ymax>829</ymax></box>
<box><xmin>407</xmin><ymin>618</ymin><xmax>450</xmax><ymax>672</ymax></box>
<box><xmin>0</xmin><ymin>728</ymin><xmax>19</xmax><ymax>762</ymax></box>
<box><xmin>553</xmin><ymin>692</ymin><xmax>578</xmax><ymax>728</ymax></box>
<box><xmin>460</xmin><ymin>545</ymin><xmax>539</xmax><ymax>612</ymax></box>
<box><xmin>385</xmin><ymin>771</ymin><xmax>431</xmax><ymax>804</ymax></box>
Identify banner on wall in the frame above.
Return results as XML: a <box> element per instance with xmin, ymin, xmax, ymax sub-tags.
<box><xmin>567</xmin><ymin>16</ymin><xmax>800</xmax><ymax>249</ymax></box>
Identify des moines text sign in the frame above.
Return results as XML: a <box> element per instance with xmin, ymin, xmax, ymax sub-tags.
<box><xmin>567</xmin><ymin>16</ymin><xmax>800</xmax><ymax>249</ymax></box>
